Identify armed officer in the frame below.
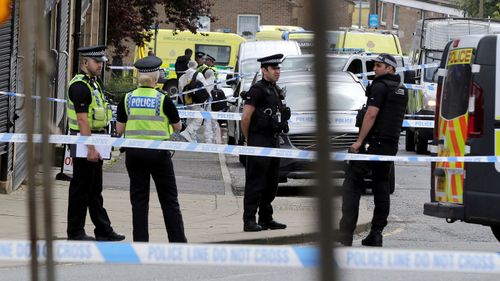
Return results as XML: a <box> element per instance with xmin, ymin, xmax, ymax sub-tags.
<box><xmin>241</xmin><ymin>54</ymin><xmax>291</xmax><ymax>232</ymax></box>
<box><xmin>337</xmin><ymin>53</ymin><xmax>408</xmax><ymax>247</ymax></box>
<box><xmin>116</xmin><ymin>56</ymin><xmax>187</xmax><ymax>243</ymax></box>
<box><xmin>66</xmin><ymin>45</ymin><xmax>124</xmax><ymax>241</ymax></box>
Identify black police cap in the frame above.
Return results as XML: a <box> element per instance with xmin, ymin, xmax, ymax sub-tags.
<box><xmin>257</xmin><ymin>53</ymin><xmax>284</xmax><ymax>67</ymax></box>
<box><xmin>205</xmin><ymin>54</ymin><xmax>216</xmax><ymax>62</ymax></box>
<box><xmin>78</xmin><ymin>45</ymin><xmax>108</xmax><ymax>62</ymax></box>
<box><xmin>196</xmin><ymin>51</ymin><xmax>206</xmax><ymax>58</ymax></box>
<box><xmin>134</xmin><ymin>56</ymin><xmax>163</xmax><ymax>73</ymax></box>
<box><xmin>372</xmin><ymin>53</ymin><xmax>397</xmax><ymax>68</ymax></box>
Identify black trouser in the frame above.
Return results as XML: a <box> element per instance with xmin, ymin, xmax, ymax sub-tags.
<box><xmin>339</xmin><ymin>138</ymin><xmax>398</xmax><ymax>240</ymax></box>
<box><xmin>125</xmin><ymin>148</ymin><xmax>187</xmax><ymax>243</ymax></box>
<box><xmin>243</xmin><ymin>134</ymin><xmax>280</xmax><ymax>224</ymax></box>
<box><xmin>67</xmin><ymin>158</ymin><xmax>113</xmax><ymax>238</ymax></box>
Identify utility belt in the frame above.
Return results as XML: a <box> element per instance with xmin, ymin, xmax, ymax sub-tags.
<box><xmin>250</xmin><ymin>106</ymin><xmax>291</xmax><ymax>134</ymax></box>
<box><xmin>70</xmin><ymin>129</ymin><xmax>108</xmax><ymax>135</ymax></box>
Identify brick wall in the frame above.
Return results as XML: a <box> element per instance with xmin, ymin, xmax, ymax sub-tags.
<box><xmin>375</xmin><ymin>2</ymin><xmax>447</xmax><ymax>54</ymax></box>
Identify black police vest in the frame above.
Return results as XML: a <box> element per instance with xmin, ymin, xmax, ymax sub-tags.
<box><xmin>368</xmin><ymin>78</ymin><xmax>408</xmax><ymax>142</ymax></box>
<box><xmin>249</xmin><ymin>80</ymin><xmax>282</xmax><ymax>135</ymax></box>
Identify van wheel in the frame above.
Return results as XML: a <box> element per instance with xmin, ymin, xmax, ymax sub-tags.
<box><xmin>415</xmin><ymin>130</ymin><xmax>428</xmax><ymax>154</ymax></box>
<box><xmin>405</xmin><ymin>129</ymin><xmax>415</xmax><ymax>152</ymax></box>
<box><xmin>491</xmin><ymin>226</ymin><xmax>500</xmax><ymax>242</ymax></box>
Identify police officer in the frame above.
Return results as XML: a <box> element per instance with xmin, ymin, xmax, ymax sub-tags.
<box><xmin>195</xmin><ymin>51</ymin><xmax>207</xmax><ymax>72</ymax></box>
<box><xmin>241</xmin><ymin>54</ymin><xmax>290</xmax><ymax>232</ymax></box>
<box><xmin>66</xmin><ymin>45</ymin><xmax>125</xmax><ymax>241</ymax></box>
<box><xmin>116</xmin><ymin>55</ymin><xmax>187</xmax><ymax>243</ymax></box>
<box><xmin>202</xmin><ymin>54</ymin><xmax>218</xmax><ymax>79</ymax></box>
<box><xmin>337</xmin><ymin>53</ymin><xmax>408</xmax><ymax>247</ymax></box>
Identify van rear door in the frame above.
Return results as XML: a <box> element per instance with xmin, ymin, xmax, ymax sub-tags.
<box><xmin>426</xmin><ymin>35</ymin><xmax>500</xmax><ymax>225</ymax></box>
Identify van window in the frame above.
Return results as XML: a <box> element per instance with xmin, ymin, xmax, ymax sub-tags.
<box><xmin>195</xmin><ymin>45</ymin><xmax>231</xmax><ymax>65</ymax></box>
<box><xmin>423</xmin><ymin>51</ymin><xmax>442</xmax><ymax>82</ymax></box>
<box><xmin>347</xmin><ymin>59</ymin><xmax>363</xmax><ymax>74</ymax></box>
<box><xmin>440</xmin><ymin>64</ymin><xmax>472</xmax><ymax>119</ymax></box>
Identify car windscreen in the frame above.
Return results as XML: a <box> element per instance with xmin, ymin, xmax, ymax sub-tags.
<box><xmin>440</xmin><ymin>64</ymin><xmax>472</xmax><ymax>119</ymax></box>
<box><xmin>241</xmin><ymin>61</ymin><xmax>260</xmax><ymax>76</ymax></box>
<box><xmin>281</xmin><ymin>80</ymin><xmax>365</xmax><ymax>111</ymax></box>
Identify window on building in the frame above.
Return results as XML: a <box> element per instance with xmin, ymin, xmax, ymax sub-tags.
<box><xmin>196</xmin><ymin>16</ymin><xmax>211</xmax><ymax>32</ymax></box>
<box><xmin>393</xmin><ymin>5</ymin><xmax>400</xmax><ymax>29</ymax></box>
<box><xmin>380</xmin><ymin>2</ymin><xmax>387</xmax><ymax>26</ymax></box>
<box><xmin>237</xmin><ymin>15</ymin><xmax>260</xmax><ymax>39</ymax></box>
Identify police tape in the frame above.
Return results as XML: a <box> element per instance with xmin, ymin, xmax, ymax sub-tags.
<box><xmin>0</xmin><ymin>133</ymin><xmax>315</xmax><ymax>160</ymax></box>
<box><xmin>361</xmin><ymin>80</ymin><xmax>436</xmax><ymax>92</ymax></box>
<box><xmin>107</xmin><ymin>65</ymin><xmax>236</xmax><ymax>75</ymax></box>
<box><xmin>0</xmin><ymin>91</ymin><xmax>67</xmax><ymax>103</ymax></box>
<box><xmin>1</xmin><ymin>240</ymin><xmax>500</xmax><ymax>273</ymax></box>
<box><xmin>178</xmin><ymin>110</ymin><xmax>434</xmax><ymax>128</ymax></box>
<box><xmin>3</xmin><ymin>133</ymin><xmax>500</xmax><ymax>163</ymax></box>
<box><xmin>355</xmin><ymin>62</ymin><xmax>440</xmax><ymax>78</ymax></box>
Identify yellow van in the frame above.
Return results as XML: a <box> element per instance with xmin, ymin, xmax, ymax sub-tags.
<box><xmin>255</xmin><ymin>25</ymin><xmax>305</xmax><ymax>41</ymax></box>
<box><xmin>135</xmin><ymin>29</ymin><xmax>246</xmax><ymax>94</ymax></box>
<box><xmin>328</xmin><ymin>30</ymin><xmax>403</xmax><ymax>56</ymax></box>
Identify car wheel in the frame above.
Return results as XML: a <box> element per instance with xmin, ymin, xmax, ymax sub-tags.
<box><xmin>491</xmin><ymin>225</ymin><xmax>500</xmax><ymax>242</ymax></box>
<box><xmin>415</xmin><ymin>130</ymin><xmax>428</xmax><ymax>154</ymax></box>
<box><xmin>405</xmin><ymin>129</ymin><xmax>415</xmax><ymax>152</ymax></box>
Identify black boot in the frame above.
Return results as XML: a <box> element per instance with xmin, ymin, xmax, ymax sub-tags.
<box><xmin>244</xmin><ymin>221</ymin><xmax>262</xmax><ymax>232</ymax></box>
<box><xmin>361</xmin><ymin>230</ymin><xmax>383</xmax><ymax>247</ymax></box>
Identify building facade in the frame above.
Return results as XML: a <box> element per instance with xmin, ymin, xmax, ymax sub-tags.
<box><xmin>0</xmin><ymin>0</ymin><xmax>106</xmax><ymax>193</ymax></box>
<box><xmin>369</xmin><ymin>0</ymin><xmax>462</xmax><ymax>53</ymax></box>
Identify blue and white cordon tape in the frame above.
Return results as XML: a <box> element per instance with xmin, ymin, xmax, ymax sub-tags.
<box><xmin>2</xmin><ymin>133</ymin><xmax>500</xmax><ymax>163</ymax></box>
<box><xmin>355</xmin><ymin>62</ymin><xmax>440</xmax><ymax>78</ymax></box>
<box><xmin>1</xmin><ymin>240</ymin><xmax>500</xmax><ymax>273</ymax></box>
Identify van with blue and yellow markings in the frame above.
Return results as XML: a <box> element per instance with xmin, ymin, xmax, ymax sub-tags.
<box><xmin>135</xmin><ymin>30</ymin><xmax>246</xmax><ymax>94</ymax></box>
<box><xmin>424</xmin><ymin>34</ymin><xmax>500</xmax><ymax>242</ymax></box>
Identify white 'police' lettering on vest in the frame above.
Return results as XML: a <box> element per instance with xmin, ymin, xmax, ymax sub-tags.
<box><xmin>129</xmin><ymin>97</ymin><xmax>157</xmax><ymax>109</ymax></box>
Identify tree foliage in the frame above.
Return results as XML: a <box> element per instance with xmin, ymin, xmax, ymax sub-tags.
<box><xmin>452</xmin><ymin>0</ymin><xmax>500</xmax><ymax>18</ymax></box>
<box><xmin>107</xmin><ymin>0</ymin><xmax>215</xmax><ymax>61</ymax></box>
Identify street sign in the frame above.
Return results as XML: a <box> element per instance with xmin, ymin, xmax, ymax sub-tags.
<box><xmin>369</xmin><ymin>14</ymin><xmax>378</xmax><ymax>28</ymax></box>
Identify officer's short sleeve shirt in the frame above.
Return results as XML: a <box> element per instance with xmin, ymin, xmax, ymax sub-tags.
<box><xmin>366</xmin><ymin>82</ymin><xmax>387</xmax><ymax>109</ymax></box>
<box><xmin>116</xmin><ymin>92</ymin><xmax>181</xmax><ymax>124</ymax></box>
<box><xmin>244</xmin><ymin>85</ymin><xmax>265</xmax><ymax>108</ymax></box>
<box><xmin>68</xmin><ymin>81</ymin><xmax>92</xmax><ymax>113</ymax></box>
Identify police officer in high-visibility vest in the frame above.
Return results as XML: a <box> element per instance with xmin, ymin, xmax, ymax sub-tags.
<box><xmin>202</xmin><ymin>54</ymin><xmax>218</xmax><ymax>79</ymax></box>
<box><xmin>66</xmin><ymin>45</ymin><xmax>125</xmax><ymax>241</ymax></box>
<box><xmin>195</xmin><ymin>51</ymin><xmax>208</xmax><ymax>73</ymax></box>
<box><xmin>241</xmin><ymin>54</ymin><xmax>291</xmax><ymax>232</ymax></box>
<box><xmin>116</xmin><ymin>55</ymin><xmax>187</xmax><ymax>243</ymax></box>
<box><xmin>337</xmin><ymin>53</ymin><xmax>408</xmax><ymax>247</ymax></box>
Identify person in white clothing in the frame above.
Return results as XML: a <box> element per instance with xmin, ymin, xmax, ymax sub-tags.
<box><xmin>203</xmin><ymin>69</ymin><xmax>220</xmax><ymax>143</ymax></box>
<box><xmin>178</xmin><ymin>61</ymin><xmax>207</xmax><ymax>142</ymax></box>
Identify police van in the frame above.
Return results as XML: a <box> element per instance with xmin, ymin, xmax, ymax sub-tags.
<box><xmin>424</xmin><ymin>34</ymin><xmax>500</xmax><ymax>242</ymax></box>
